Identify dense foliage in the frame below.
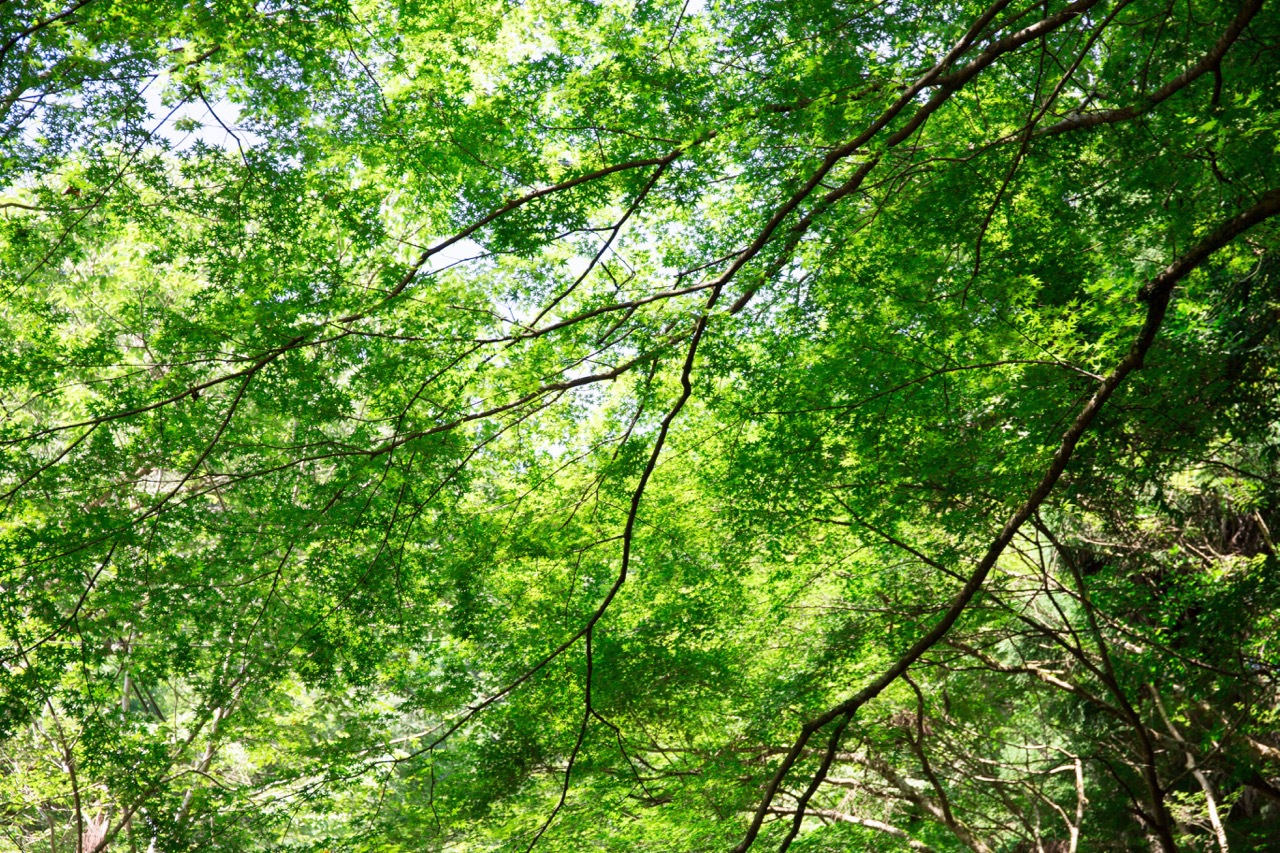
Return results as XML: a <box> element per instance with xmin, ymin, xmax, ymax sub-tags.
<box><xmin>2</xmin><ymin>0</ymin><xmax>1280</xmax><ymax>850</ymax></box>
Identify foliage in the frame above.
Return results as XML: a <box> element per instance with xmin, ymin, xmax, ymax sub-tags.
<box><xmin>2</xmin><ymin>0</ymin><xmax>1280</xmax><ymax>850</ymax></box>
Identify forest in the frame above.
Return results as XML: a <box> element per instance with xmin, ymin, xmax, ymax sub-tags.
<box><xmin>2</xmin><ymin>0</ymin><xmax>1279</xmax><ymax>850</ymax></box>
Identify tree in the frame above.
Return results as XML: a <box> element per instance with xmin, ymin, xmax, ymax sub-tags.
<box><xmin>1</xmin><ymin>0</ymin><xmax>1279</xmax><ymax>850</ymax></box>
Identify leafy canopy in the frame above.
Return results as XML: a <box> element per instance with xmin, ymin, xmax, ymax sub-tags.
<box><xmin>2</xmin><ymin>0</ymin><xmax>1280</xmax><ymax>851</ymax></box>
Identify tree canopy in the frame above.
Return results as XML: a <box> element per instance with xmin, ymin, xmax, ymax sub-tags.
<box><xmin>2</xmin><ymin>0</ymin><xmax>1280</xmax><ymax>850</ymax></box>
